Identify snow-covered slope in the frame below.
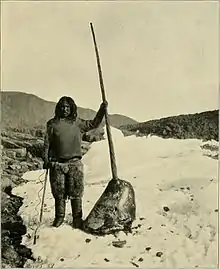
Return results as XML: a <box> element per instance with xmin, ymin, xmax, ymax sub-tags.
<box><xmin>13</xmin><ymin>128</ymin><xmax>218</xmax><ymax>268</ymax></box>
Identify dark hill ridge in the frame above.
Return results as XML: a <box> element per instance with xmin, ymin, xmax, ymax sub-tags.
<box><xmin>1</xmin><ymin>91</ymin><xmax>138</xmax><ymax>129</ymax></box>
<box><xmin>120</xmin><ymin>110</ymin><xmax>219</xmax><ymax>141</ymax></box>
<box><xmin>1</xmin><ymin>91</ymin><xmax>218</xmax><ymax>142</ymax></box>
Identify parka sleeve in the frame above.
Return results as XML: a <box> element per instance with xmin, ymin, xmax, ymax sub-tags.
<box><xmin>78</xmin><ymin>104</ymin><xmax>106</xmax><ymax>132</ymax></box>
<box><xmin>43</xmin><ymin>120</ymin><xmax>53</xmax><ymax>162</ymax></box>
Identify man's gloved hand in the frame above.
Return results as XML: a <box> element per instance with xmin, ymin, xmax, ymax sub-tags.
<box><xmin>100</xmin><ymin>100</ymin><xmax>108</xmax><ymax>110</ymax></box>
<box><xmin>43</xmin><ymin>161</ymin><xmax>50</xmax><ymax>170</ymax></box>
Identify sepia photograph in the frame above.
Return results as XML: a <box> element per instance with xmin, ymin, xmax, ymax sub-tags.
<box><xmin>1</xmin><ymin>1</ymin><xmax>219</xmax><ymax>268</ymax></box>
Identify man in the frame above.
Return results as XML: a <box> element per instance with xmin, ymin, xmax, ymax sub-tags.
<box><xmin>43</xmin><ymin>96</ymin><xmax>107</xmax><ymax>229</ymax></box>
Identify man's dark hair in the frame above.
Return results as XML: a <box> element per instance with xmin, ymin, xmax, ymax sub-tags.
<box><xmin>55</xmin><ymin>96</ymin><xmax>77</xmax><ymax>121</ymax></box>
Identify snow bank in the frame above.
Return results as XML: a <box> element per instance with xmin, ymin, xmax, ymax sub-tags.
<box><xmin>13</xmin><ymin>127</ymin><xmax>218</xmax><ymax>268</ymax></box>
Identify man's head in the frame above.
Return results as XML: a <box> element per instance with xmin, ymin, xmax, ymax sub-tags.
<box><xmin>55</xmin><ymin>96</ymin><xmax>77</xmax><ymax>120</ymax></box>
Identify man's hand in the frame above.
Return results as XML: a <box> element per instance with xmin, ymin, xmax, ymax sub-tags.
<box><xmin>43</xmin><ymin>161</ymin><xmax>50</xmax><ymax>170</ymax></box>
<box><xmin>100</xmin><ymin>100</ymin><xmax>108</xmax><ymax>110</ymax></box>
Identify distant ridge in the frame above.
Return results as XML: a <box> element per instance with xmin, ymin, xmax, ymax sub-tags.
<box><xmin>120</xmin><ymin>110</ymin><xmax>219</xmax><ymax>141</ymax></box>
<box><xmin>1</xmin><ymin>91</ymin><xmax>138</xmax><ymax>129</ymax></box>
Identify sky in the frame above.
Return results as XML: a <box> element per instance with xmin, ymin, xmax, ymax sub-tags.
<box><xmin>2</xmin><ymin>1</ymin><xmax>219</xmax><ymax>122</ymax></box>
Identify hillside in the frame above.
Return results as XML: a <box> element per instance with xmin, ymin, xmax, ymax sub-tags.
<box><xmin>120</xmin><ymin>110</ymin><xmax>219</xmax><ymax>141</ymax></box>
<box><xmin>1</xmin><ymin>91</ymin><xmax>138</xmax><ymax>129</ymax></box>
<box><xmin>1</xmin><ymin>91</ymin><xmax>218</xmax><ymax>142</ymax></box>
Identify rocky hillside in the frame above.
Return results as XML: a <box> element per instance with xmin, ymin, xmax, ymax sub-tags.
<box><xmin>120</xmin><ymin>110</ymin><xmax>219</xmax><ymax>141</ymax></box>
<box><xmin>1</xmin><ymin>91</ymin><xmax>138</xmax><ymax>129</ymax></box>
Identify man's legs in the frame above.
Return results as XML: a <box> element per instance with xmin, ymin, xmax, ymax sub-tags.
<box><xmin>67</xmin><ymin>160</ymin><xmax>84</xmax><ymax>229</ymax></box>
<box><xmin>49</xmin><ymin>165</ymin><xmax>66</xmax><ymax>227</ymax></box>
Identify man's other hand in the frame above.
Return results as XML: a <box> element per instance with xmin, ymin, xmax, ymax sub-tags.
<box><xmin>43</xmin><ymin>161</ymin><xmax>50</xmax><ymax>170</ymax></box>
<box><xmin>100</xmin><ymin>100</ymin><xmax>108</xmax><ymax>110</ymax></box>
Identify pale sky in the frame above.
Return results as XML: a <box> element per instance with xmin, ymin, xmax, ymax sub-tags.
<box><xmin>2</xmin><ymin>1</ymin><xmax>219</xmax><ymax>121</ymax></box>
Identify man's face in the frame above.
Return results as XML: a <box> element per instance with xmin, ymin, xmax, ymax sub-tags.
<box><xmin>60</xmin><ymin>101</ymin><xmax>71</xmax><ymax>118</ymax></box>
